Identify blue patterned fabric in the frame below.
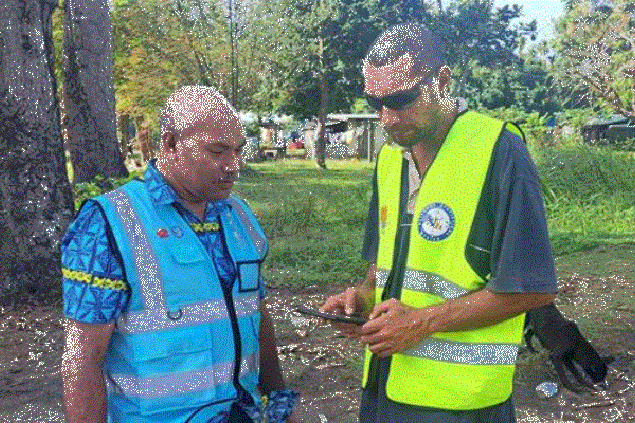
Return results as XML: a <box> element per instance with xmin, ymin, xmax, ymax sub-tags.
<box><xmin>61</xmin><ymin>159</ymin><xmax>266</xmax><ymax>325</ymax></box>
<box><xmin>218</xmin><ymin>389</ymin><xmax>298</xmax><ymax>423</ymax></box>
<box><xmin>266</xmin><ymin>389</ymin><xmax>299</xmax><ymax>423</ymax></box>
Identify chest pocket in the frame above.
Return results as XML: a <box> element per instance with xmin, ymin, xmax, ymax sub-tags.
<box><xmin>163</xmin><ymin>243</ymin><xmax>214</xmax><ymax>307</ymax></box>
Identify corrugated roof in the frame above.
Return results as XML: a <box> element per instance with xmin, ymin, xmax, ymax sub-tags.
<box><xmin>328</xmin><ymin>113</ymin><xmax>379</xmax><ymax>121</ymax></box>
<box><xmin>585</xmin><ymin>114</ymin><xmax>629</xmax><ymax>126</ymax></box>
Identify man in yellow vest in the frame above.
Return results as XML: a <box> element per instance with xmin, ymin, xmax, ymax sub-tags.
<box><xmin>322</xmin><ymin>24</ymin><xmax>558</xmax><ymax>422</ymax></box>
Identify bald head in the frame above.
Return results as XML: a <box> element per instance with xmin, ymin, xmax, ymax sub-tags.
<box><xmin>364</xmin><ymin>23</ymin><xmax>445</xmax><ymax>78</ymax></box>
<box><xmin>160</xmin><ymin>86</ymin><xmax>240</xmax><ymax>141</ymax></box>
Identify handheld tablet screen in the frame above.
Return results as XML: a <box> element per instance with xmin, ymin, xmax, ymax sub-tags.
<box><xmin>295</xmin><ymin>306</ymin><xmax>367</xmax><ymax>326</ymax></box>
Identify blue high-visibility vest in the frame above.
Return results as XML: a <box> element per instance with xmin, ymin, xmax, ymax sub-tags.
<box><xmin>92</xmin><ymin>179</ymin><xmax>267</xmax><ymax>423</ymax></box>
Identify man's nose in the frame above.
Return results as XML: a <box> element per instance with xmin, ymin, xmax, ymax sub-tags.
<box><xmin>224</xmin><ymin>151</ymin><xmax>242</xmax><ymax>173</ymax></box>
<box><xmin>380</xmin><ymin>107</ymin><xmax>401</xmax><ymax>128</ymax></box>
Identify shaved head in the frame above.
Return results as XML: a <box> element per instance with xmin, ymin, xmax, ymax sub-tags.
<box><xmin>364</xmin><ymin>23</ymin><xmax>445</xmax><ymax>78</ymax></box>
<box><xmin>160</xmin><ymin>86</ymin><xmax>240</xmax><ymax>140</ymax></box>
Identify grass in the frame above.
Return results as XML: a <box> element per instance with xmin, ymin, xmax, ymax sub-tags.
<box><xmin>534</xmin><ymin>143</ymin><xmax>635</xmax><ymax>255</ymax></box>
<box><xmin>233</xmin><ymin>159</ymin><xmax>374</xmax><ymax>288</ymax></box>
<box><xmin>233</xmin><ymin>145</ymin><xmax>635</xmax><ymax>288</ymax></box>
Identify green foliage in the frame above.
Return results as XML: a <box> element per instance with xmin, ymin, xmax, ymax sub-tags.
<box><xmin>552</xmin><ymin>0</ymin><xmax>635</xmax><ymax>120</ymax></box>
<box><xmin>72</xmin><ymin>171</ymin><xmax>144</xmax><ymax>210</ymax></box>
<box><xmin>252</xmin><ymin>0</ymin><xmax>388</xmax><ymax>117</ymax></box>
<box><xmin>477</xmin><ymin>107</ymin><xmax>551</xmax><ymax>147</ymax></box>
<box><xmin>112</xmin><ymin>0</ymin><xmax>272</xmax><ymax>126</ymax></box>
<box><xmin>243</xmin><ymin>121</ymin><xmax>260</xmax><ymax>137</ymax></box>
<box><xmin>534</xmin><ymin>143</ymin><xmax>635</xmax><ymax>254</ymax></box>
<box><xmin>416</xmin><ymin>1</ymin><xmax>537</xmax><ymax>97</ymax></box>
<box><xmin>350</xmin><ymin>97</ymin><xmax>371</xmax><ymax>114</ymax></box>
<box><xmin>466</xmin><ymin>59</ymin><xmax>562</xmax><ymax>115</ymax></box>
<box><xmin>537</xmin><ymin>144</ymin><xmax>635</xmax><ymax>198</ymax></box>
<box><xmin>557</xmin><ymin>108</ymin><xmax>598</xmax><ymax>128</ymax></box>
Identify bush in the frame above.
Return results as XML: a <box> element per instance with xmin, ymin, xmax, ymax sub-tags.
<box><xmin>72</xmin><ymin>171</ymin><xmax>144</xmax><ymax>210</ymax></box>
<box><xmin>536</xmin><ymin>144</ymin><xmax>635</xmax><ymax>199</ymax></box>
<box><xmin>477</xmin><ymin>107</ymin><xmax>550</xmax><ymax>147</ymax></box>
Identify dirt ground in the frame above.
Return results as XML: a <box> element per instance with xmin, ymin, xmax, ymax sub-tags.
<box><xmin>1</xmin><ymin>245</ymin><xmax>634</xmax><ymax>423</ymax></box>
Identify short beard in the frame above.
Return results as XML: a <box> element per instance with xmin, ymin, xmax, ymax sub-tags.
<box><xmin>386</xmin><ymin>92</ymin><xmax>441</xmax><ymax>148</ymax></box>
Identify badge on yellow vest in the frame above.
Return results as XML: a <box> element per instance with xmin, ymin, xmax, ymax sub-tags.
<box><xmin>417</xmin><ymin>202</ymin><xmax>455</xmax><ymax>241</ymax></box>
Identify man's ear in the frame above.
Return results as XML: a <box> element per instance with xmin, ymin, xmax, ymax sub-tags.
<box><xmin>161</xmin><ymin>132</ymin><xmax>177</xmax><ymax>154</ymax></box>
<box><xmin>432</xmin><ymin>66</ymin><xmax>453</xmax><ymax>99</ymax></box>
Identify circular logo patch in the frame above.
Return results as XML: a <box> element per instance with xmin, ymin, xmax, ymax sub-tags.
<box><xmin>418</xmin><ymin>203</ymin><xmax>455</xmax><ymax>241</ymax></box>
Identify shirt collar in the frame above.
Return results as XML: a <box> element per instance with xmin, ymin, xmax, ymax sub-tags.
<box><xmin>144</xmin><ymin>159</ymin><xmax>179</xmax><ymax>205</ymax></box>
<box><xmin>143</xmin><ymin>159</ymin><xmax>232</xmax><ymax>212</ymax></box>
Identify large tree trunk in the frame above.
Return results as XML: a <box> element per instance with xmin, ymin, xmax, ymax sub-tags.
<box><xmin>0</xmin><ymin>0</ymin><xmax>74</xmax><ymax>296</ymax></box>
<box><xmin>63</xmin><ymin>0</ymin><xmax>127</xmax><ymax>183</ymax></box>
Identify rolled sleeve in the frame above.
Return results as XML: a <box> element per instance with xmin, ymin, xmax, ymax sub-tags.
<box><xmin>61</xmin><ymin>201</ymin><xmax>129</xmax><ymax>324</ymax></box>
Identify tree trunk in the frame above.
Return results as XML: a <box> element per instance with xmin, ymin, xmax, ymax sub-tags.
<box><xmin>314</xmin><ymin>75</ymin><xmax>328</xmax><ymax>169</ymax></box>
<box><xmin>314</xmin><ymin>37</ymin><xmax>328</xmax><ymax>170</ymax></box>
<box><xmin>63</xmin><ymin>0</ymin><xmax>127</xmax><ymax>183</ymax></box>
<box><xmin>0</xmin><ymin>0</ymin><xmax>74</xmax><ymax>296</ymax></box>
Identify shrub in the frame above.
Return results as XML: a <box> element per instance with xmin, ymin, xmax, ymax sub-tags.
<box><xmin>72</xmin><ymin>171</ymin><xmax>144</xmax><ymax>210</ymax></box>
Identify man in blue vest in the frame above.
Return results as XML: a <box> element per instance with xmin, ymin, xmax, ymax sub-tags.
<box><xmin>322</xmin><ymin>24</ymin><xmax>558</xmax><ymax>422</ymax></box>
<box><xmin>61</xmin><ymin>86</ymin><xmax>297</xmax><ymax>423</ymax></box>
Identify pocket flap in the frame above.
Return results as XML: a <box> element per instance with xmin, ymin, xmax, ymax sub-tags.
<box><xmin>168</xmin><ymin>244</ymin><xmax>206</xmax><ymax>264</ymax></box>
<box><xmin>132</xmin><ymin>324</ymin><xmax>212</xmax><ymax>363</ymax></box>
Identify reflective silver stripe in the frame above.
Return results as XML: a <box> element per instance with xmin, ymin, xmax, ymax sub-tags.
<box><xmin>376</xmin><ymin>269</ymin><xmax>389</xmax><ymax>288</ymax></box>
<box><xmin>106</xmin><ymin>352</ymin><xmax>258</xmax><ymax>399</ymax></box>
<box><xmin>105</xmin><ymin>190</ymin><xmax>165</xmax><ymax>310</ymax></box>
<box><xmin>403</xmin><ymin>269</ymin><xmax>470</xmax><ymax>299</ymax></box>
<box><xmin>403</xmin><ymin>338</ymin><xmax>519</xmax><ymax>365</ymax></box>
<box><xmin>228</xmin><ymin>197</ymin><xmax>267</xmax><ymax>258</ymax></box>
<box><xmin>116</xmin><ymin>296</ymin><xmax>259</xmax><ymax>334</ymax></box>
<box><xmin>376</xmin><ymin>268</ymin><xmax>470</xmax><ymax>299</ymax></box>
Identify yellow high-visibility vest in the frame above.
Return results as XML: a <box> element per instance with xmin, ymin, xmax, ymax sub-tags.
<box><xmin>363</xmin><ymin>111</ymin><xmax>526</xmax><ymax>410</ymax></box>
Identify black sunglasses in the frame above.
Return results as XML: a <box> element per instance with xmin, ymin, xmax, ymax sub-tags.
<box><xmin>364</xmin><ymin>71</ymin><xmax>437</xmax><ymax>111</ymax></box>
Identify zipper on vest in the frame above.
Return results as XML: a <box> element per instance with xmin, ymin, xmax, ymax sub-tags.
<box><xmin>221</xmin><ymin>284</ymin><xmax>246</xmax><ymax>391</ymax></box>
<box><xmin>217</xmin><ymin>222</ymin><xmax>251</xmax><ymax>399</ymax></box>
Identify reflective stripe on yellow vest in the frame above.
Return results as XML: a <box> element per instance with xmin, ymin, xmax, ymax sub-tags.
<box><xmin>364</xmin><ymin>111</ymin><xmax>526</xmax><ymax>410</ymax></box>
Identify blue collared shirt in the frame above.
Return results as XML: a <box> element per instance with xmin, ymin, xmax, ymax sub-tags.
<box><xmin>61</xmin><ymin>159</ymin><xmax>266</xmax><ymax>324</ymax></box>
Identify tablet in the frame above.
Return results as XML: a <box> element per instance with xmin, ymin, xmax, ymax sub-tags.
<box><xmin>295</xmin><ymin>306</ymin><xmax>367</xmax><ymax>326</ymax></box>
